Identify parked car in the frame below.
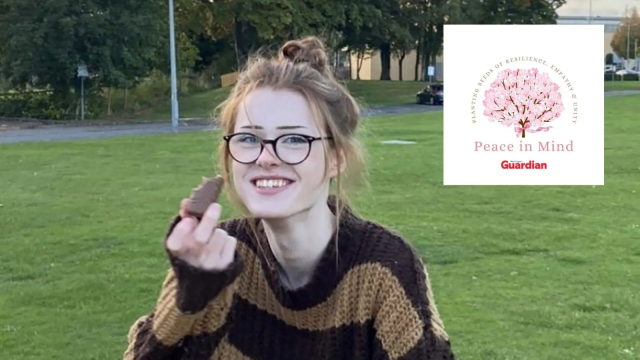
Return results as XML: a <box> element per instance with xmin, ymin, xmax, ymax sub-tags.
<box><xmin>416</xmin><ymin>84</ymin><xmax>443</xmax><ymax>105</ymax></box>
<box><xmin>616</xmin><ymin>69</ymin><xmax>640</xmax><ymax>75</ymax></box>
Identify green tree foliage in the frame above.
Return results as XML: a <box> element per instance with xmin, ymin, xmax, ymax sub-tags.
<box><xmin>472</xmin><ymin>0</ymin><xmax>565</xmax><ymax>24</ymax></box>
<box><xmin>0</xmin><ymin>0</ymin><xmax>564</xmax><ymax>119</ymax></box>
<box><xmin>0</xmin><ymin>0</ymin><xmax>168</xmax><ymax>98</ymax></box>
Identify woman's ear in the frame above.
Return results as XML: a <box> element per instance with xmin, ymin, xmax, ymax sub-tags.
<box><xmin>328</xmin><ymin>149</ymin><xmax>346</xmax><ymax>178</ymax></box>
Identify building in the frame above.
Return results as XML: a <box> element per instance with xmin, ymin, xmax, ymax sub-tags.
<box><xmin>350</xmin><ymin>15</ymin><xmax>625</xmax><ymax>81</ymax></box>
<box><xmin>349</xmin><ymin>50</ymin><xmax>444</xmax><ymax>82</ymax></box>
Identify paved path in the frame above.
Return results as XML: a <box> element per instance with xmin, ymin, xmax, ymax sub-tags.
<box><xmin>0</xmin><ymin>104</ymin><xmax>442</xmax><ymax>144</ymax></box>
<box><xmin>603</xmin><ymin>90</ymin><xmax>640</xmax><ymax>97</ymax></box>
<box><xmin>2</xmin><ymin>90</ymin><xmax>638</xmax><ymax>145</ymax></box>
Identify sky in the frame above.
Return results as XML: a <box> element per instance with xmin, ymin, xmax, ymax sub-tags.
<box><xmin>557</xmin><ymin>0</ymin><xmax>640</xmax><ymax>17</ymax></box>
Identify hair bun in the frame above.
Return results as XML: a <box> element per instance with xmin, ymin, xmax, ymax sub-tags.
<box><xmin>279</xmin><ymin>36</ymin><xmax>328</xmax><ymax>73</ymax></box>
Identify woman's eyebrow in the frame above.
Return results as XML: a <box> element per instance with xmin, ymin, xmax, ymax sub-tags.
<box><xmin>239</xmin><ymin>125</ymin><xmax>308</xmax><ymax>130</ymax></box>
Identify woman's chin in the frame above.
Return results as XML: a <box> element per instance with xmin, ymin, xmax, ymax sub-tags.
<box><xmin>243</xmin><ymin>196</ymin><xmax>296</xmax><ymax>220</ymax></box>
<box><xmin>246</xmin><ymin>205</ymin><xmax>291</xmax><ymax>220</ymax></box>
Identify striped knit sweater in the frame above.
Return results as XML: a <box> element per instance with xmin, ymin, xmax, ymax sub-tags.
<box><xmin>123</xmin><ymin>202</ymin><xmax>455</xmax><ymax>360</ymax></box>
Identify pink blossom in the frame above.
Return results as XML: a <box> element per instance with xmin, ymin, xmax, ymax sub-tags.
<box><xmin>483</xmin><ymin>68</ymin><xmax>565</xmax><ymax>138</ymax></box>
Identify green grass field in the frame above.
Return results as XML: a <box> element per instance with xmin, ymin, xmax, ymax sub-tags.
<box><xmin>143</xmin><ymin>80</ymin><xmax>427</xmax><ymax>120</ymax></box>
<box><xmin>1</xmin><ymin>96</ymin><xmax>638</xmax><ymax>360</ymax></box>
<box><xmin>604</xmin><ymin>81</ymin><xmax>640</xmax><ymax>91</ymax></box>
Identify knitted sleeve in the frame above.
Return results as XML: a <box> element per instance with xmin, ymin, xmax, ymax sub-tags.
<box><xmin>122</xmin><ymin>216</ymin><xmax>243</xmax><ymax>360</ymax></box>
<box><xmin>372</xmin><ymin>246</ymin><xmax>455</xmax><ymax>360</ymax></box>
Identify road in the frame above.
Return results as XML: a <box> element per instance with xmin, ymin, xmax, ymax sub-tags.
<box><xmin>0</xmin><ymin>104</ymin><xmax>442</xmax><ymax>144</ymax></box>
<box><xmin>1</xmin><ymin>90</ymin><xmax>638</xmax><ymax>145</ymax></box>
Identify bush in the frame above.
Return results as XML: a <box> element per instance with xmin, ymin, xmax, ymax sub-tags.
<box><xmin>103</xmin><ymin>70</ymin><xmax>221</xmax><ymax>118</ymax></box>
<box><xmin>604</xmin><ymin>73</ymin><xmax>639</xmax><ymax>81</ymax></box>
<box><xmin>0</xmin><ymin>91</ymin><xmax>67</xmax><ymax>120</ymax></box>
<box><xmin>0</xmin><ymin>89</ymin><xmax>108</xmax><ymax>120</ymax></box>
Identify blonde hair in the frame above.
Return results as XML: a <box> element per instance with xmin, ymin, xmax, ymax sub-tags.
<box><xmin>215</xmin><ymin>36</ymin><xmax>367</xmax><ymax>243</ymax></box>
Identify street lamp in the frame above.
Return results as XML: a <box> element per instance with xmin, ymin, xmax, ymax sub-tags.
<box><xmin>634</xmin><ymin>38</ymin><xmax>640</xmax><ymax>71</ymax></box>
<box><xmin>168</xmin><ymin>0</ymin><xmax>179</xmax><ymax>130</ymax></box>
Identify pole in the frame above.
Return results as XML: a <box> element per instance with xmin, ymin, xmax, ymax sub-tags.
<box><xmin>81</xmin><ymin>77</ymin><xmax>85</xmax><ymax>121</ymax></box>
<box><xmin>588</xmin><ymin>0</ymin><xmax>592</xmax><ymax>24</ymax></box>
<box><xmin>626</xmin><ymin>5</ymin><xmax>631</xmax><ymax>69</ymax></box>
<box><xmin>633</xmin><ymin>39</ymin><xmax>640</xmax><ymax>73</ymax></box>
<box><xmin>168</xmin><ymin>0</ymin><xmax>179</xmax><ymax>130</ymax></box>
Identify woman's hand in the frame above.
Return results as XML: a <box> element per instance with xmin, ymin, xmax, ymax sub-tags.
<box><xmin>166</xmin><ymin>199</ymin><xmax>237</xmax><ymax>271</ymax></box>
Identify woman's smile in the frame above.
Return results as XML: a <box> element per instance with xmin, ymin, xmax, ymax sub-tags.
<box><xmin>251</xmin><ymin>176</ymin><xmax>296</xmax><ymax>196</ymax></box>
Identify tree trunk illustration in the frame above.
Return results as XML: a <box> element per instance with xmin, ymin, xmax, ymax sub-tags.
<box><xmin>519</xmin><ymin>120</ymin><xmax>527</xmax><ymax>138</ymax></box>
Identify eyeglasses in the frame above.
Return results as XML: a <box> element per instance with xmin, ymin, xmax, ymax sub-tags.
<box><xmin>223</xmin><ymin>132</ymin><xmax>333</xmax><ymax>165</ymax></box>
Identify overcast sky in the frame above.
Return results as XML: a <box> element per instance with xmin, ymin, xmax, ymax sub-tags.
<box><xmin>557</xmin><ymin>0</ymin><xmax>640</xmax><ymax>16</ymax></box>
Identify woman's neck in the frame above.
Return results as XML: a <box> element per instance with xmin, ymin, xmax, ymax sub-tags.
<box><xmin>261</xmin><ymin>199</ymin><xmax>336</xmax><ymax>288</ymax></box>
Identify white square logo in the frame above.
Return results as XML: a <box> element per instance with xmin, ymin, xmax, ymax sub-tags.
<box><xmin>443</xmin><ymin>25</ymin><xmax>604</xmax><ymax>185</ymax></box>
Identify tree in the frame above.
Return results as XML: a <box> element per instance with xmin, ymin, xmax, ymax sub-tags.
<box><xmin>605</xmin><ymin>53</ymin><xmax>614</xmax><ymax>65</ymax></box>
<box><xmin>0</xmin><ymin>0</ymin><xmax>168</xmax><ymax>109</ymax></box>
<box><xmin>415</xmin><ymin>0</ymin><xmax>451</xmax><ymax>81</ymax></box>
<box><xmin>473</xmin><ymin>0</ymin><xmax>565</xmax><ymax>24</ymax></box>
<box><xmin>483</xmin><ymin>68</ymin><xmax>565</xmax><ymax>138</ymax></box>
<box><xmin>392</xmin><ymin>34</ymin><xmax>415</xmax><ymax>81</ymax></box>
<box><xmin>610</xmin><ymin>6</ymin><xmax>640</xmax><ymax>60</ymax></box>
<box><xmin>375</xmin><ymin>0</ymin><xmax>418</xmax><ymax>80</ymax></box>
<box><xmin>340</xmin><ymin>2</ymin><xmax>384</xmax><ymax>79</ymax></box>
<box><xmin>199</xmin><ymin>0</ymin><xmax>347</xmax><ymax>70</ymax></box>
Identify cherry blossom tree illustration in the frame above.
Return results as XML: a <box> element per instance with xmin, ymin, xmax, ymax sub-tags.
<box><xmin>483</xmin><ymin>68</ymin><xmax>565</xmax><ymax>138</ymax></box>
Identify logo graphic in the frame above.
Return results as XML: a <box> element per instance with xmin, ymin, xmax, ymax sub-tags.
<box><xmin>483</xmin><ymin>68</ymin><xmax>565</xmax><ymax>138</ymax></box>
<box><xmin>501</xmin><ymin>160</ymin><xmax>547</xmax><ymax>169</ymax></box>
<box><xmin>444</xmin><ymin>25</ymin><xmax>603</xmax><ymax>186</ymax></box>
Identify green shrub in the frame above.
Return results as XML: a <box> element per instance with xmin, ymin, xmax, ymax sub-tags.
<box><xmin>604</xmin><ymin>73</ymin><xmax>639</xmax><ymax>81</ymax></box>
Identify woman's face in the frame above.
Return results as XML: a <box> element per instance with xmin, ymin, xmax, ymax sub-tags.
<box><xmin>229</xmin><ymin>87</ymin><xmax>339</xmax><ymax>219</ymax></box>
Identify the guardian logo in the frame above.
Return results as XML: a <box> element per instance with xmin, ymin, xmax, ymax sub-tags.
<box><xmin>501</xmin><ymin>160</ymin><xmax>547</xmax><ymax>170</ymax></box>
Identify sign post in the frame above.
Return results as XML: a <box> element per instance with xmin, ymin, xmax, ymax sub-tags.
<box><xmin>77</xmin><ymin>65</ymin><xmax>89</xmax><ymax>121</ymax></box>
<box><xmin>427</xmin><ymin>66</ymin><xmax>435</xmax><ymax>83</ymax></box>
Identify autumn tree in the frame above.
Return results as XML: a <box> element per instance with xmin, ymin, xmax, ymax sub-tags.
<box><xmin>610</xmin><ymin>6</ymin><xmax>640</xmax><ymax>59</ymax></box>
<box><xmin>483</xmin><ymin>68</ymin><xmax>565</xmax><ymax>138</ymax></box>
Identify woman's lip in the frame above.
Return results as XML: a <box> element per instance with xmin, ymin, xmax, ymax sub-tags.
<box><xmin>251</xmin><ymin>181</ymin><xmax>294</xmax><ymax>196</ymax></box>
<box><xmin>250</xmin><ymin>177</ymin><xmax>295</xmax><ymax>183</ymax></box>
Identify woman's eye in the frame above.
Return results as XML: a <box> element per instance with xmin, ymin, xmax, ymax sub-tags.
<box><xmin>238</xmin><ymin>135</ymin><xmax>258</xmax><ymax>143</ymax></box>
<box><xmin>281</xmin><ymin>135</ymin><xmax>307</xmax><ymax>144</ymax></box>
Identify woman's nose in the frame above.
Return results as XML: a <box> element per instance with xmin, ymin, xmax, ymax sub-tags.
<box><xmin>256</xmin><ymin>143</ymin><xmax>281</xmax><ymax>168</ymax></box>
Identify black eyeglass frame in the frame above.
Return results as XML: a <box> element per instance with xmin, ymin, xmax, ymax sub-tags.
<box><xmin>222</xmin><ymin>132</ymin><xmax>333</xmax><ymax>165</ymax></box>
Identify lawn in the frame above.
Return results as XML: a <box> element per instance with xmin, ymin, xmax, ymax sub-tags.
<box><xmin>1</xmin><ymin>96</ymin><xmax>639</xmax><ymax>360</ymax></box>
<box><xmin>142</xmin><ymin>80</ymin><xmax>427</xmax><ymax>120</ymax></box>
<box><xmin>604</xmin><ymin>80</ymin><xmax>640</xmax><ymax>91</ymax></box>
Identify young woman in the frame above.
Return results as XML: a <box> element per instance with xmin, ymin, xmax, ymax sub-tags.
<box><xmin>123</xmin><ymin>37</ymin><xmax>455</xmax><ymax>360</ymax></box>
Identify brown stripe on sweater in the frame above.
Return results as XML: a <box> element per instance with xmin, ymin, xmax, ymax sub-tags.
<box><xmin>373</xmin><ymin>270</ymin><xmax>424</xmax><ymax>359</ymax></box>
<box><xmin>236</xmin><ymin>241</ymin><xmax>417</xmax><ymax>328</ymax></box>
<box><xmin>123</xmin><ymin>315</ymin><xmax>147</xmax><ymax>359</ymax></box>
<box><xmin>151</xmin><ymin>271</ymin><xmax>203</xmax><ymax>345</ymax></box>
<box><xmin>342</xmin><ymin>221</ymin><xmax>452</xmax><ymax>346</ymax></box>
<box><xmin>228</xmin><ymin>296</ymin><xmax>378</xmax><ymax>360</ymax></box>
<box><xmin>123</xmin><ymin>313</ymin><xmax>184</xmax><ymax>359</ymax></box>
<box><xmin>233</xmin><ymin>241</ymin><xmax>424</xmax><ymax>357</ymax></box>
<box><xmin>211</xmin><ymin>337</ymin><xmax>253</xmax><ymax>359</ymax></box>
<box><xmin>150</xmin><ymin>269</ymin><xmax>239</xmax><ymax>345</ymax></box>
<box><xmin>223</xmin><ymin>214</ymin><xmax>366</xmax><ymax>311</ymax></box>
